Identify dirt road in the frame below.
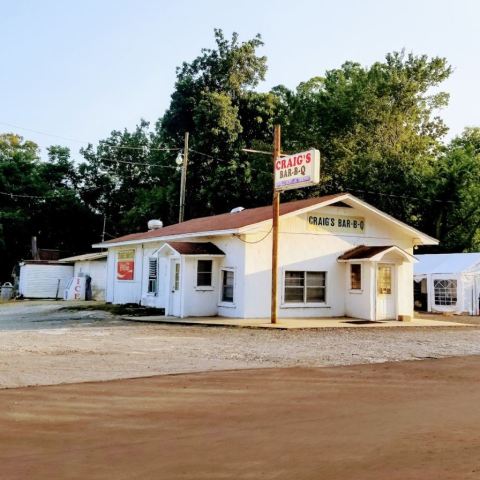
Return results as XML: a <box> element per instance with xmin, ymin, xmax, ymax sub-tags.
<box><xmin>1</xmin><ymin>355</ymin><xmax>480</xmax><ymax>479</ymax></box>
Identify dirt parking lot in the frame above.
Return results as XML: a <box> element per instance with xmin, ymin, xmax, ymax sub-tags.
<box><xmin>2</xmin><ymin>302</ymin><xmax>480</xmax><ymax>388</ymax></box>
<box><xmin>1</xmin><ymin>356</ymin><xmax>480</xmax><ymax>480</ymax></box>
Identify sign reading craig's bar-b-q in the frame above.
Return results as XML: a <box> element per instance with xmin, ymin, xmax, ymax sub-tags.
<box><xmin>274</xmin><ymin>149</ymin><xmax>320</xmax><ymax>191</ymax></box>
<box><xmin>307</xmin><ymin>213</ymin><xmax>366</xmax><ymax>234</ymax></box>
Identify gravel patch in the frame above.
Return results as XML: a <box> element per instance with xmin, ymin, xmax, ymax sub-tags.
<box><xmin>1</xmin><ymin>302</ymin><xmax>480</xmax><ymax>388</ymax></box>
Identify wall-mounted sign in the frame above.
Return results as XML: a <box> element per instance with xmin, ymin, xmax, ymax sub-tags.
<box><xmin>117</xmin><ymin>249</ymin><xmax>135</xmax><ymax>280</ymax></box>
<box><xmin>274</xmin><ymin>149</ymin><xmax>320</xmax><ymax>191</ymax></box>
<box><xmin>307</xmin><ymin>213</ymin><xmax>366</xmax><ymax>234</ymax></box>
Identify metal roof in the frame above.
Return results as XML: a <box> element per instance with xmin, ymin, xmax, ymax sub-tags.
<box><xmin>58</xmin><ymin>252</ymin><xmax>108</xmax><ymax>263</ymax></box>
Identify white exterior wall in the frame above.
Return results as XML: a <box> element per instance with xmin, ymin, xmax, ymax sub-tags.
<box><xmin>19</xmin><ymin>264</ymin><xmax>74</xmax><ymax>298</ymax></box>
<box><xmin>74</xmin><ymin>260</ymin><xmax>107</xmax><ymax>300</ymax></box>
<box><xmin>109</xmin><ymin>236</ymin><xmax>246</xmax><ymax>318</ymax></box>
<box><xmin>103</xmin><ymin>202</ymin><xmax>419</xmax><ymax>320</ymax></box>
<box><xmin>106</xmin><ymin>246</ymin><xmax>144</xmax><ymax>304</ymax></box>
<box><xmin>344</xmin><ymin>262</ymin><xmax>374</xmax><ymax>320</ymax></box>
<box><xmin>243</xmin><ymin>204</ymin><xmax>415</xmax><ymax>319</ymax></box>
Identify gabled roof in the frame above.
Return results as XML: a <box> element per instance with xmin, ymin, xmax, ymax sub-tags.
<box><xmin>99</xmin><ymin>193</ymin><xmax>343</xmax><ymax>246</ymax></box>
<box><xmin>93</xmin><ymin>193</ymin><xmax>438</xmax><ymax>248</ymax></box>
<box><xmin>164</xmin><ymin>242</ymin><xmax>225</xmax><ymax>256</ymax></box>
<box><xmin>338</xmin><ymin>245</ymin><xmax>417</xmax><ymax>263</ymax></box>
<box><xmin>338</xmin><ymin>245</ymin><xmax>394</xmax><ymax>260</ymax></box>
<box><xmin>414</xmin><ymin>253</ymin><xmax>480</xmax><ymax>275</ymax></box>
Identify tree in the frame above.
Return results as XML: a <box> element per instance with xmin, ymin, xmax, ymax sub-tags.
<box><xmin>427</xmin><ymin>128</ymin><xmax>480</xmax><ymax>251</ymax></box>
<box><xmin>274</xmin><ymin>52</ymin><xmax>452</xmax><ymax>225</ymax></box>
<box><xmin>78</xmin><ymin>120</ymin><xmax>179</xmax><ymax>236</ymax></box>
<box><xmin>160</xmin><ymin>29</ymin><xmax>278</xmax><ymax>218</ymax></box>
<box><xmin>0</xmin><ymin>135</ymin><xmax>97</xmax><ymax>281</ymax></box>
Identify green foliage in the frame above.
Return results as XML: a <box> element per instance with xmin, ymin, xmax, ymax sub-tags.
<box><xmin>160</xmin><ymin>29</ymin><xmax>275</xmax><ymax>217</ymax></box>
<box><xmin>0</xmin><ymin>135</ymin><xmax>98</xmax><ymax>280</ymax></box>
<box><xmin>1</xmin><ymin>32</ymin><xmax>479</xmax><ymax>282</ymax></box>
<box><xmin>78</xmin><ymin>119</ymin><xmax>179</xmax><ymax>235</ymax></box>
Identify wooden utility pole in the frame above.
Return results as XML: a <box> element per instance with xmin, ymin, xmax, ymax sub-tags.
<box><xmin>178</xmin><ymin>131</ymin><xmax>189</xmax><ymax>223</ymax></box>
<box><xmin>271</xmin><ymin>125</ymin><xmax>281</xmax><ymax>324</ymax></box>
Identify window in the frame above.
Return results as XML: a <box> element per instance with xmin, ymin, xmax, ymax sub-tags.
<box><xmin>350</xmin><ymin>264</ymin><xmax>361</xmax><ymax>290</ymax></box>
<box><xmin>284</xmin><ymin>271</ymin><xmax>326</xmax><ymax>304</ymax></box>
<box><xmin>434</xmin><ymin>279</ymin><xmax>457</xmax><ymax>305</ymax></box>
<box><xmin>197</xmin><ymin>260</ymin><xmax>213</xmax><ymax>287</ymax></box>
<box><xmin>377</xmin><ymin>266</ymin><xmax>392</xmax><ymax>294</ymax></box>
<box><xmin>221</xmin><ymin>270</ymin><xmax>234</xmax><ymax>302</ymax></box>
<box><xmin>147</xmin><ymin>258</ymin><xmax>158</xmax><ymax>294</ymax></box>
<box><xmin>174</xmin><ymin>263</ymin><xmax>180</xmax><ymax>290</ymax></box>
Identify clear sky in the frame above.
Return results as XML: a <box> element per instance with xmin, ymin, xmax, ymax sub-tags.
<box><xmin>1</xmin><ymin>0</ymin><xmax>478</xmax><ymax>161</ymax></box>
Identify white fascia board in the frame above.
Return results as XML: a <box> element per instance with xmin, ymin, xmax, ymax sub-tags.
<box><xmin>370</xmin><ymin>246</ymin><xmax>418</xmax><ymax>263</ymax></box>
<box><xmin>338</xmin><ymin>246</ymin><xmax>418</xmax><ymax>263</ymax></box>
<box><xmin>92</xmin><ymin>229</ymin><xmax>239</xmax><ymax>249</ymax></box>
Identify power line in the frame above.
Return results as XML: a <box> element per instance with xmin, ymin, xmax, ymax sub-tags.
<box><xmin>101</xmin><ymin>157</ymin><xmax>178</xmax><ymax>169</ymax></box>
<box><xmin>0</xmin><ymin>120</ymin><xmax>180</xmax><ymax>152</ymax></box>
<box><xmin>348</xmin><ymin>189</ymin><xmax>456</xmax><ymax>204</ymax></box>
<box><xmin>189</xmin><ymin>148</ymin><xmax>272</xmax><ymax>175</ymax></box>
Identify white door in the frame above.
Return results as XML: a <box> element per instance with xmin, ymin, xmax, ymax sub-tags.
<box><xmin>168</xmin><ymin>259</ymin><xmax>181</xmax><ymax>316</ymax></box>
<box><xmin>376</xmin><ymin>264</ymin><xmax>396</xmax><ymax>320</ymax></box>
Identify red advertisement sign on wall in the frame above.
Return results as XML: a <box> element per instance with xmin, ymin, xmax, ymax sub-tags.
<box><xmin>117</xmin><ymin>249</ymin><xmax>135</xmax><ymax>280</ymax></box>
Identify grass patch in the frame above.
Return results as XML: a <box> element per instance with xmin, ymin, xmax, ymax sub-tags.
<box><xmin>60</xmin><ymin>303</ymin><xmax>165</xmax><ymax>317</ymax></box>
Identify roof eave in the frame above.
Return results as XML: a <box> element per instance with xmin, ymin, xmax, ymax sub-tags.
<box><xmin>92</xmin><ymin>229</ymin><xmax>240</xmax><ymax>248</ymax></box>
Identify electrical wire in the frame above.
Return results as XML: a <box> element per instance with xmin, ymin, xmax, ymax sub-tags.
<box><xmin>348</xmin><ymin>189</ymin><xmax>456</xmax><ymax>204</ymax></box>
<box><xmin>0</xmin><ymin>121</ymin><xmax>180</xmax><ymax>152</ymax></box>
<box><xmin>100</xmin><ymin>158</ymin><xmax>178</xmax><ymax>169</ymax></box>
<box><xmin>189</xmin><ymin>149</ymin><xmax>272</xmax><ymax>175</ymax></box>
<box><xmin>0</xmin><ymin>122</ymin><xmax>459</xmax><ymax>205</ymax></box>
<box><xmin>233</xmin><ymin>226</ymin><xmax>273</xmax><ymax>244</ymax></box>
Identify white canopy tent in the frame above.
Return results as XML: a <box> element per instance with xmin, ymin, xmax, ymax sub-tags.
<box><xmin>414</xmin><ymin>253</ymin><xmax>480</xmax><ymax>315</ymax></box>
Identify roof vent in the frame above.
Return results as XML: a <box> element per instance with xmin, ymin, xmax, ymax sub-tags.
<box><xmin>148</xmin><ymin>219</ymin><xmax>163</xmax><ymax>230</ymax></box>
<box><xmin>230</xmin><ymin>207</ymin><xmax>245</xmax><ymax>214</ymax></box>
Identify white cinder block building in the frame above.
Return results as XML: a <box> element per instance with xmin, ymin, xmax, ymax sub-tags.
<box><xmin>94</xmin><ymin>193</ymin><xmax>437</xmax><ymax>321</ymax></box>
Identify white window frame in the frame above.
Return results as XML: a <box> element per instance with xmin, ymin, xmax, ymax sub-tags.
<box><xmin>195</xmin><ymin>258</ymin><xmax>214</xmax><ymax>291</ymax></box>
<box><xmin>147</xmin><ymin>257</ymin><xmax>158</xmax><ymax>295</ymax></box>
<box><xmin>281</xmin><ymin>270</ymin><xmax>329</xmax><ymax>308</ymax></box>
<box><xmin>218</xmin><ymin>267</ymin><xmax>235</xmax><ymax>307</ymax></box>
<box><xmin>433</xmin><ymin>279</ymin><xmax>457</xmax><ymax>306</ymax></box>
